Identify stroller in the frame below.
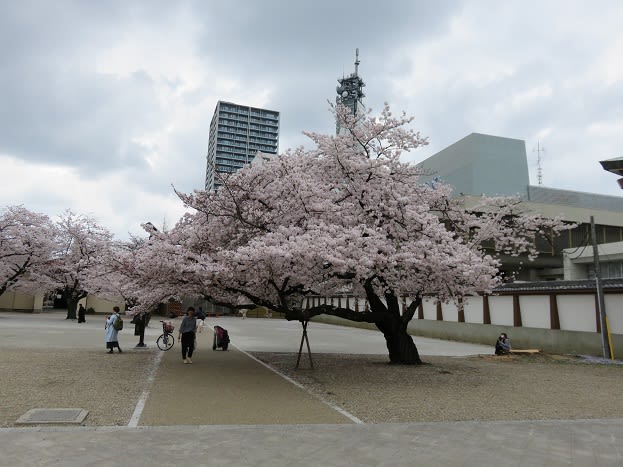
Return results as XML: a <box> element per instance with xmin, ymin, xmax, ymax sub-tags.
<box><xmin>212</xmin><ymin>325</ymin><xmax>230</xmax><ymax>351</ymax></box>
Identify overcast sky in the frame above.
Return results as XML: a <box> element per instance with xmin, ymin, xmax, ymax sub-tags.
<box><xmin>2</xmin><ymin>0</ymin><xmax>623</xmax><ymax>239</ymax></box>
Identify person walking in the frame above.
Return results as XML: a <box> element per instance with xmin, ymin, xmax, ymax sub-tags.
<box><xmin>105</xmin><ymin>306</ymin><xmax>123</xmax><ymax>353</ymax></box>
<box><xmin>178</xmin><ymin>307</ymin><xmax>198</xmax><ymax>364</ymax></box>
<box><xmin>78</xmin><ymin>304</ymin><xmax>86</xmax><ymax>323</ymax></box>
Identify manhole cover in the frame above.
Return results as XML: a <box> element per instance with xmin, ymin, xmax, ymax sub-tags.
<box><xmin>16</xmin><ymin>408</ymin><xmax>88</xmax><ymax>425</ymax></box>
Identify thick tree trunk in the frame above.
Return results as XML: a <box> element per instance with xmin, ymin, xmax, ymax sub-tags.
<box><xmin>375</xmin><ymin>318</ymin><xmax>422</xmax><ymax>365</ymax></box>
<box><xmin>297</xmin><ymin>289</ymin><xmax>424</xmax><ymax>364</ymax></box>
<box><xmin>371</xmin><ymin>288</ymin><xmax>422</xmax><ymax>365</ymax></box>
<box><xmin>302</xmin><ymin>306</ymin><xmax>423</xmax><ymax>364</ymax></box>
<box><xmin>66</xmin><ymin>299</ymin><xmax>78</xmax><ymax>320</ymax></box>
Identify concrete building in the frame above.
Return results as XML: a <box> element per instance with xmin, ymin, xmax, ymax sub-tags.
<box><xmin>205</xmin><ymin>101</ymin><xmax>280</xmax><ymax>191</ymax></box>
<box><xmin>0</xmin><ymin>290</ymin><xmax>122</xmax><ymax>314</ymax></box>
<box><xmin>418</xmin><ymin>132</ymin><xmax>623</xmax><ymax>280</ymax></box>
<box><xmin>563</xmin><ymin>241</ymin><xmax>623</xmax><ymax>280</ymax></box>
<box><xmin>250</xmin><ymin>151</ymin><xmax>278</xmax><ymax>168</ymax></box>
<box><xmin>553</xmin><ymin>155</ymin><xmax>623</xmax><ymax>281</ymax></box>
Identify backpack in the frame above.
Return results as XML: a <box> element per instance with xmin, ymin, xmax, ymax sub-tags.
<box><xmin>113</xmin><ymin>315</ymin><xmax>124</xmax><ymax>331</ymax></box>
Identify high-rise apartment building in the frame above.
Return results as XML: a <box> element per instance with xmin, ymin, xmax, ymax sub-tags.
<box><xmin>205</xmin><ymin>101</ymin><xmax>280</xmax><ymax>191</ymax></box>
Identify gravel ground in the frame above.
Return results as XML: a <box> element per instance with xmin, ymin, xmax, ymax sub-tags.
<box><xmin>2</xmin><ymin>345</ymin><xmax>622</xmax><ymax>428</ymax></box>
<box><xmin>252</xmin><ymin>352</ymin><xmax>623</xmax><ymax>424</ymax></box>
<box><xmin>0</xmin><ymin>349</ymin><xmax>154</xmax><ymax>428</ymax></box>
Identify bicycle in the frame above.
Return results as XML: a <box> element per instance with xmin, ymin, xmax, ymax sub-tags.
<box><xmin>157</xmin><ymin>320</ymin><xmax>175</xmax><ymax>351</ymax></box>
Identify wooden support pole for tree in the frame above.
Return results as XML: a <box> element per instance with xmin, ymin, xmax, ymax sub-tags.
<box><xmin>295</xmin><ymin>320</ymin><xmax>314</xmax><ymax>369</ymax></box>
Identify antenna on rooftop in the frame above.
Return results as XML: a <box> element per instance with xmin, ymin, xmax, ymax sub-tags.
<box><xmin>533</xmin><ymin>141</ymin><xmax>546</xmax><ymax>185</ymax></box>
<box><xmin>354</xmin><ymin>48</ymin><xmax>360</xmax><ymax>76</ymax></box>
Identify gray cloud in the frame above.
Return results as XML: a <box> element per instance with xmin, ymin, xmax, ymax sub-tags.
<box><xmin>0</xmin><ymin>67</ymin><xmax>159</xmax><ymax>170</ymax></box>
<box><xmin>2</xmin><ymin>0</ymin><xmax>623</xmax><ymax>239</ymax></box>
<box><xmin>0</xmin><ymin>1</ymin><xmax>169</xmax><ymax>178</ymax></box>
<box><xmin>195</xmin><ymin>0</ymin><xmax>460</xmax><ymax>70</ymax></box>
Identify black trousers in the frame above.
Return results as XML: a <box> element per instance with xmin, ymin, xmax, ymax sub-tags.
<box><xmin>181</xmin><ymin>332</ymin><xmax>195</xmax><ymax>359</ymax></box>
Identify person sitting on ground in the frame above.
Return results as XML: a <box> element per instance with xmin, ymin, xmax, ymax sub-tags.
<box><xmin>495</xmin><ymin>333</ymin><xmax>511</xmax><ymax>355</ymax></box>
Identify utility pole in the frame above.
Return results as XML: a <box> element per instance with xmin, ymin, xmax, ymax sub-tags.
<box><xmin>590</xmin><ymin>216</ymin><xmax>613</xmax><ymax>359</ymax></box>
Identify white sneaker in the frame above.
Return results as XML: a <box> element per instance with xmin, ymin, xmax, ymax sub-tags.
<box><xmin>187</xmin><ymin>358</ymin><xmax>192</xmax><ymax>364</ymax></box>
<box><xmin>183</xmin><ymin>359</ymin><xmax>189</xmax><ymax>364</ymax></box>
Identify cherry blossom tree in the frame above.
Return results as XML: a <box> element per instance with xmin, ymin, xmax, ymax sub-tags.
<box><xmin>100</xmin><ymin>232</ymin><xmax>183</xmax><ymax>316</ymax></box>
<box><xmin>136</xmin><ymin>104</ymin><xmax>570</xmax><ymax>364</ymax></box>
<box><xmin>86</xmin><ymin>237</ymin><xmax>141</xmax><ymax>309</ymax></box>
<box><xmin>40</xmin><ymin>210</ymin><xmax>114</xmax><ymax>319</ymax></box>
<box><xmin>0</xmin><ymin>205</ymin><xmax>57</xmax><ymax>297</ymax></box>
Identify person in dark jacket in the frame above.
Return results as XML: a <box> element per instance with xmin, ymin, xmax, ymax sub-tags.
<box><xmin>495</xmin><ymin>333</ymin><xmax>511</xmax><ymax>355</ymax></box>
<box><xmin>133</xmin><ymin>312</ymin><xmax>149</xmax><ymax>347</ymax></box>
<box><xmin>78</xmin><ymin>304</ymin><xmax>86</xmax><ymax>323</ymax></box>
<box><xmin>178</xmin><ymin>307</ymin><xmax>198</xmax><ymax>364</ymax></box>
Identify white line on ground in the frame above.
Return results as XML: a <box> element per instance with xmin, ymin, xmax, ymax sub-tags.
<box><xmin>208</xmin><ymin>324</ymin><xmax>364</xmax><ymax>424</ymax></box>
<box><xmin>128</xmin><ymin>350</ymin><xmax>164</xmax><ymax>428</ymax></box>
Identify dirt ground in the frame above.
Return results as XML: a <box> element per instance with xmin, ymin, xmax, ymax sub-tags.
<box><xmin>2</xmin><ymin>344</ymin><xmax>622</xmax><ymax>427</ymax></box>
<box><xmin>0</xmin><ymin>348</ymin><xmax>154</xmax><ymax>427</ymax></box>
<box><xmin>253</xmin><ymin>352</ymin><xmax>623</xmax><ymax>423</ymax></box>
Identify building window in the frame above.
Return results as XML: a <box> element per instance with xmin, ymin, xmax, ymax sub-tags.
<box><xmin>588</xmin><ymin>261</ymin><xmax>623</xmax><ymax>279</ymax></box>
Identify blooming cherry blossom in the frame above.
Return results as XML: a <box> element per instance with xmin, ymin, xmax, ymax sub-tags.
<box><xmin>0</xmin><ymin>205</ymin><xmax>56</xmax><ymax>297</ymax></box>
<box><xmin>40</xmin><ymin>210</ymin><xmax>114</xmax><ymax>319</ymax></box>
<box><xmin>135</xmin><ymin>104</ymin><xmax>570</xmax><ymax>364</ymax></box>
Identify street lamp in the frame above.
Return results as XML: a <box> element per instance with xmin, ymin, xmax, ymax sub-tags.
<box><xmin>600</xmin><ymin>157</ymin><xmax>623</xmax><ymax>188</ymax></box>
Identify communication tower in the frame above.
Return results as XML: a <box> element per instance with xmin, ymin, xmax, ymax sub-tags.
<box><xmin>336</xmin><ymin>49</ymin><xmax>366</xmax><ymax>134</ymax></box>
<box><xmin>534</xmin><ymin>141</ymin><xmax>546</xmax><ymax>185</ymax></box>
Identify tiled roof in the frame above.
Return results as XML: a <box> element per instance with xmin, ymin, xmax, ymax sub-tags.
<box><xmin>495</xmin><ymin>278</ymin><xmax>623</xmax><ymax>293</ymax></box>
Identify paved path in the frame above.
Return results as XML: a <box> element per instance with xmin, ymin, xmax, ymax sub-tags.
<box><xmin>0</xmin><ymin>312</ymin><xmax>622</xmax><ymax>466</ymax></box>
<box><xmin>2</xmin><ymin>419</ymin><xmax>622</xmax><ymax>466</ymax></box>
<box><xmin>202</xmin><ymin>316</ymin><xmax>494</xmax><ymax>356</ymax></box>
<box><xmin>137</xmin><ymin>328</ymin><xmax>353</xmax><ymax>426</ymax></box>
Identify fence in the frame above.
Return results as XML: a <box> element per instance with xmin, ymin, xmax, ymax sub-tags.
<box><xmin>304</xmin><ymin>279</ymin><xmax>623</xmax><ymax>359</ymax></box>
